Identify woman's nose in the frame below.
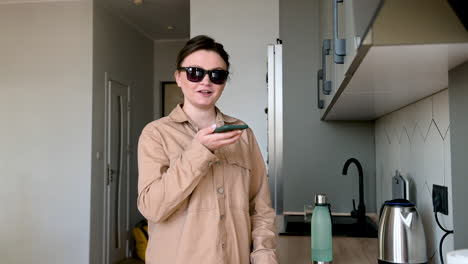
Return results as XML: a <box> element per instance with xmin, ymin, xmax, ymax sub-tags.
<box><xmin>200</xmin><ymin>73</ymin><xmax>211</xmax><ymax>85</ymax></box>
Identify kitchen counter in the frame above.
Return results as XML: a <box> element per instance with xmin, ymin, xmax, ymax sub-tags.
<box><xmin>278</xmin><ymin>235</ymin><xmax>378</xmax><ymax>264</ymax></box>
<box><xmin>276</xmin><ymin>215</ymin><xmax>379</xmax><ymax>263</ymax></box>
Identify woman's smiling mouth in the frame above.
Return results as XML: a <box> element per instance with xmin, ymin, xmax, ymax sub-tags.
<box><xmin>198</xmin><ymin>90</ymin><xmax>213</xmax><ymax>96</ymax></box>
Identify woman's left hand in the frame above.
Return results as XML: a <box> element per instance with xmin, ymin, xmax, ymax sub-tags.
<box><xmin>195</xmin><ymin>125</ymin><xmax>243</xmax><ymax>151</ymax></box>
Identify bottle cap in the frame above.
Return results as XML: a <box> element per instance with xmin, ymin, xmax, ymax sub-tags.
<box><xmin>315</xmin><ymin>194</ymin><xmax>328</xmax><ymax>205</ymax></box>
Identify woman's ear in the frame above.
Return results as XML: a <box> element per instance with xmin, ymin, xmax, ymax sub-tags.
<box><xmin>174</xmin><ymin>70</ymin><xmax>182</xmax><ymax>87</ymax></box>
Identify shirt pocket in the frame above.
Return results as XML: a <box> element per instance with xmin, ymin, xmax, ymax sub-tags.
<box><xmin>224</xmin><ymin>156</ymin><xmax>251</xmax><ymax>212</ymax></box>
<box><xmin>186</xmin><ymin>171</ymin><xmax>217</xmax><ymax>212</ymax></box>
<box><xmin>167</xmin><ymin>154</ymin><xmax>216</xmax><ymax>212</ymax></box>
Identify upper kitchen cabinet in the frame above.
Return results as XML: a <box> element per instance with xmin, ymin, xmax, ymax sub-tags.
<box><xmin>351</xmin><ymin>0</ymin><xmax>383</xmax><ymax>47</ymax></box>
<box><xmin>319</xmin><ymin>0</ymin><xmax>468</xmax><ymax>120</ymax></box>
<box><xmin>317</xmin><ymin>0</ymin><xmax>383</xmax><ymax>113</ymax></box>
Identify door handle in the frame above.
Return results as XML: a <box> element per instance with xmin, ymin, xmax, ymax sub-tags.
<box><xmin>106</xmin><ymin>165</ymin><xmax>116</xmax><ymax>185</ymax></box>
<box><xmin>322</xmin><ymin>39</ymin><xmax>332</xmax><ymax>95</ymax></box>
<box><xmin>333</xmin><ymin>0</ymin><xmax>346</xmax><ymax>64</ymax></box>
<box><xmin>317</xmin><ymin>69</ymin><xmax>324</xmax><ymax>109</ymax></box>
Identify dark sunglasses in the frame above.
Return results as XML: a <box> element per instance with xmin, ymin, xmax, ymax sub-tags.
<box><xmin>178</xmin><ymin>67</ymin><xmax>229</xmax><ymax>85</ymax></box>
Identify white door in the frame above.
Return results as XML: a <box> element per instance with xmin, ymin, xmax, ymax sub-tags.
<box><xmin>105</xmin><ymin>78</ymin><xmax>130</xmax><ymax>264</ymax></box>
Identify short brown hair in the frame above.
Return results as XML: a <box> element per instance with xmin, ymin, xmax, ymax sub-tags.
<box><xmin>176</xmin><ymin>35</ymin><xmax>230</xmax><ymax>70</ymax></box>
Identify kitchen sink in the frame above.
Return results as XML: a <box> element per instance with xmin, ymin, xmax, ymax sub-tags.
<box><xmin>279</xmin><ymin>214</ymin><xmax>378</xmax><ymax>238</ymax></box>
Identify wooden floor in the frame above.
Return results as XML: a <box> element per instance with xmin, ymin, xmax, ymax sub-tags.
<box><xmin>278</xmin><ymin>235</ymin><xmax>378</xmax><ymax>264</ymax></box>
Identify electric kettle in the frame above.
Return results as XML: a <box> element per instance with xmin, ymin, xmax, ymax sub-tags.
<box><xmin>378</xmin><ymin>199</ymin><xmax>427</xmax><ymax>264</ymax></box>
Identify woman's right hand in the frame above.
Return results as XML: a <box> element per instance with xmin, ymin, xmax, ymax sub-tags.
<box><xmin>195</xmin><ymin>125</ymin><xmax>243</xmax><ymax>152</ymax></box>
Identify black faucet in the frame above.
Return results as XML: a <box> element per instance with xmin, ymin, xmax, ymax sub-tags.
<box><xmin>342</xmin><ymin>158</ymin><xmax>366</xmax><ymax>224</ymax></box>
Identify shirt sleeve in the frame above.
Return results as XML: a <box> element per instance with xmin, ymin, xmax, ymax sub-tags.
<box><xmin>137</xmin><ymin>124</ymin><xmax>219</xmax><ymax>223</ymax></box>
<box><xmin>247</xmin><ymin>129</ymin><xmax>279</xmax><ymax>264</ymax></box>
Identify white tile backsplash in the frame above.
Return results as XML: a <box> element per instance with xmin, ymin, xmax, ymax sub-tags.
<box><xmin>375</xmin><ymin>89</ymin><xmax>453</xmax><ymax>264</ymax></box>
<box><xmin>424</xmin><ymin>123</ymin><xmax>446</xmax><ymax>189</ymax></box>
<box><xmin>433</xmin><ymin>89</ymin><xmax>450</xmax><ymax>139</ymax></box>
<box><xmin>413</xmin><ymin>96</ymin><xmax>434</xmax><ymax>140</ymax></box>
<box><xmin>399</xmin><ymin>130</ymin><xmax>411</xmax><ymax>179</ymax></box>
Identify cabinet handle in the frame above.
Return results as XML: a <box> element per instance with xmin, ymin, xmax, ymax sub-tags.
<box><xmin>322</xmin><ymin>39</ymin><xmax>332</xmax><ymax>95</ymax></box>
<box><xmin>317</xmin><ymin>69</ymin><xmax>324</xmax><ymax>109</ymax></box>
<box><xmin>333</xmin><ymin>0</ymin><xmax>346</xmax><ymax>64</ymax></box>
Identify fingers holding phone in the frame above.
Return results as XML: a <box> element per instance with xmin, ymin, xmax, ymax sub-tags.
<box><xmin>196</xmin><ymin>124</ymin><xmax>247</xmax><ymax>151</ymax></box>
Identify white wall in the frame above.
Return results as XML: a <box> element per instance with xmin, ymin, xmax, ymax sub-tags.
<box><xmin>153</xmin><ymin>39</ymin><xmax>187</xmax><ymax>119</ymax></box>
<box><xmin>0</xmin><ymin>1</ymin><xmax>93</xmax><ymax>263</ymax></box>
<box><xmin>375</xmin><ymin>89</ymin><xmax>453</xmax><ymax>263</ymax></box>
<box><xmin>191</xmin><ymin>0</ymin><xmax>279</xmax><ymax>158</ymax></box>
<box><xmin>90</xmin><ymin>3</ymin><xmax>154</xmax><ymax>263</ymax></box>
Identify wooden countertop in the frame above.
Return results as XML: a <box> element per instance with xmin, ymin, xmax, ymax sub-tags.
<box><xmin>276</xmin><ymin>214</ymin><xmax>379</xmax><ymax>263</ymax></box>
<box><xmin>278</xmin><ymin>235</ymin><xmax>378</xmax><ymax>264</ymax></box>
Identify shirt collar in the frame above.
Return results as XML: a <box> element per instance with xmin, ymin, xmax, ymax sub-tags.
<box><xmin>168</xmin><ymin>104</ymin><xmax>238</xmax><ymax>127</ymax></box>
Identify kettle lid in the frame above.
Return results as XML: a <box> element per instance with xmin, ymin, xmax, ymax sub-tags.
<box><xmin>384</xmin><ymin>199</ymin><xmax>415</xmax><ymax>207</ymax></box>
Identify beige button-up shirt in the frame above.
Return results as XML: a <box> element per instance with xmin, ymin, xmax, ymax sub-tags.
<box><xmin>137</xmin><ymin>105</ymin><xmax>279</xmax><ymax>264</ymax></box>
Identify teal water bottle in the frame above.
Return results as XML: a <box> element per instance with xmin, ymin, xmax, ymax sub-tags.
<box><xmin>311</xmin><ymin>194</ymin><xmax>333</xmax><ymax>263</ymax></box>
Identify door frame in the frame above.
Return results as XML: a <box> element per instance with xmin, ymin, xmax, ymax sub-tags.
<box><xmin>161</xmin><ymin>81</ymin><xmax>179</xmax><ymax>116</ymax></box>
<box><xmin>267</xmin><ymin>44</ymin><xmax>284</xmax><ymax>215</ymax></box>
<box><xmin>103</xmin><ymin>72</ymin><xmax>131</xmax><ymax>264</ymax></box>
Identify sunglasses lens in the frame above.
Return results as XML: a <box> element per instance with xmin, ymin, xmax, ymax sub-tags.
<box><xmin>186</xmin><ymin>67</ymin><xmax>204</xmax><ymax>82</ymax></box>
<box><xmin>209</xmin><ymin>70</ymin><xmax>229</xmax><ymax>84</ymax></box>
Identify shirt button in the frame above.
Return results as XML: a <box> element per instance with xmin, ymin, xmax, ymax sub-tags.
<box><xmin>208</xmin><ymin>161</ymin><xmax>213</xmax><ymax>166</ymax></box>
<box><xmin>221</xmin><ymin>243</ymin><xmax>226</xmax><ymax>249</ymax></box>
<box><xmin>217</xmin><ymin>187</ymin><xmax>224</xmax><ymax>194</ymax></box>
<box><xmin>220</xmin><ymin>214</ymin><xmax>225</xmax><ymax>220</ymax></box>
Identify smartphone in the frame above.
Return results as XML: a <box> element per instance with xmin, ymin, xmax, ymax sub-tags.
<box><xmin>213</xmin><ymin>124</ymin><xmax>249</xmax><ymax>133</ymax></box>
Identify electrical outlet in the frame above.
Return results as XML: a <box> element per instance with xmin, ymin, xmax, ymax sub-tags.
<box><xmin>432</xmin><ymin>184</ymin><xmax>449</xmax><ymax>215</ymax></box>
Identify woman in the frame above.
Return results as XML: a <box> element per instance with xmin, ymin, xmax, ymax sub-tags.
<box><xmin>137</xmin><ymin>35</ymin><xmax>278</xmax><ymax>264</ymax></box>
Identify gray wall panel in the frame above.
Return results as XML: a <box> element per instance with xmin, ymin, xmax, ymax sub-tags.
<box><xmin>280</xmin><ymin>0</ymin><xmax>376</xmax><ymax>213</ymax></box>
<box><xmin>449</xmin><ymin>61</ymin><xmax>468</xmax><ymax>248</ymax></box>
<box><xmin>90</xmin><ymin>3</ymin><xmax>154</xmax><ymax>263</ymax></box>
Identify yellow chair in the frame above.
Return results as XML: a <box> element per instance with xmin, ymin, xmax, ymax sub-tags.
<box><xmin>133</xmin><ymin>219</ymin><xmax>148</xmax><ymax>262</ymax></box>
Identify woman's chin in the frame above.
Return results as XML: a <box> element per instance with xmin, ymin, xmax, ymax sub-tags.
<box><xmin>195</xmin><ymin>98</ymin><xmax>218</xmax><ymax>108</ymax></box>
<box><xmin>187</xmin><ymin>100</ymin><xmax>216</xmax><ymax>110</ymax></box>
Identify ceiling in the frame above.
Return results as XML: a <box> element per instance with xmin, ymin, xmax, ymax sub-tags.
<box><xmin>0</xmin><ymin>0</ymin><xmax>189</xmax><ymax>40</ymax></box>
<box><xmin>99</xmin><ymin>0</ymin><xmax>190</xmax><ymax>40</ymax></box>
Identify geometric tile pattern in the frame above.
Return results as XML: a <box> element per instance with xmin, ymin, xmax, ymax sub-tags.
<box><xmin>375</xmin><ymin>89</ymin><xmax>453</xmax><ymax>264</ymax></box>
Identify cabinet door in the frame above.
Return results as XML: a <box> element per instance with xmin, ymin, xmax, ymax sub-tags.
<box><xmin>352</xmin><ymin>0</ymin><xmax>383</xmax><ymax>46</ymax></box>
<box><xmin>318</xmin><ymin>0</ymin><xmax>334</xmax><ymax>112</ymax></box>
<box><xmin>333</xmin><ymin>0</ymin><xmax>352</xmax><ymax>96</ymax></box>
<box><xmin>333</xmin><ymin>0</ymin><xmax>382</xmax><ymax>97</ymax></box>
